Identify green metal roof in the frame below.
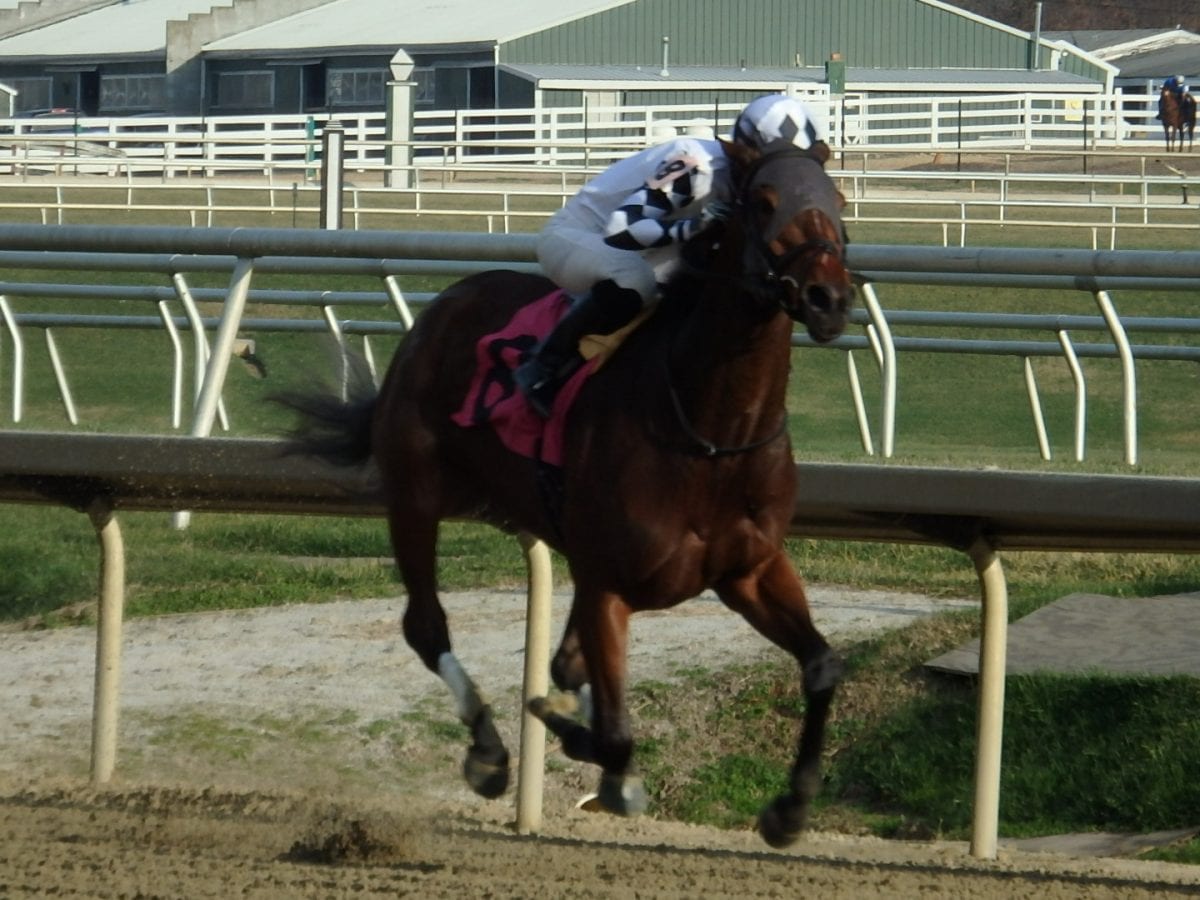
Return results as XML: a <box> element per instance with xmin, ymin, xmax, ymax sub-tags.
<box><xmin>501</xmin><ymin>62</ymin><xmax>1102</xmax><ymax>93</ymax></box>
<box><xmin>499</xmin><ymin>0</ymin><xmax>1089</xmax><ymax>71</ymax></box>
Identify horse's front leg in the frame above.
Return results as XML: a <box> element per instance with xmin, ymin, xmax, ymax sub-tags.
<box><xmin>529</xmin><ymin>588</ymin><xmax>646</xmax><ymax>816</ymax></box>
<box><xmin>716</xmin><ymin>551</ymin><xmax>844</xmax><ymax>849</ymax></box>
<box><xmin>529</xmin><ymin>613</ymin><xmax>595</xmax><ymax>724</ymax></box>
<box><xmin>528</xmin><ymin>615</ymin><xmax>595</xmax><ymax>758</ymax></box>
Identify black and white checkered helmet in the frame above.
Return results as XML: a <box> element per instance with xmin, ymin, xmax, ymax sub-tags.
<box><xmin>731</xmin><ymin>95</ymin><xmax>822</xmax><ymax>151</ymax></box>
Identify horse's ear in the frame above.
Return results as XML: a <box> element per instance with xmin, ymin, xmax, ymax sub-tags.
<box><xmin>720</xmin><ymin>138</ymin><xmax>760</xmax><ymax>183</ymax></box>
<box><xmin>810</xmin><ymin>140</ymin><xmax>832</xmax><ymax>166</ymax></box>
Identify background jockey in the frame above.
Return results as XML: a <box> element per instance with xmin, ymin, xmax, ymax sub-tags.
<box><xmin>515</xmin><ymin>93</ymin><xmax>826</xmax><ymax>417</ymax></box>
<box><xmin>1157</xmin><ymin>76</ymin><xmax>1190</xmax><ymax>121</ymax></box>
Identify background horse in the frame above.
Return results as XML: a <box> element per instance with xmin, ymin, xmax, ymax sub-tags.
<box><xmin>286</xmin><ymin>138</ymin><xmax>854</xmax><ymax>848</ymax></box>
<box><xmin>1159</xmin><ymin>87</ymin><xmax>1196</xmax><ymax>152</ymax></box>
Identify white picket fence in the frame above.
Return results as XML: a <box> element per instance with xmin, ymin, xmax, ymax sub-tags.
<box><xmin>0</xmin><ymin>159</ymin><xmax>1192</xmax><ymax>254</ymax></box>
<box><xmin>0</xmin><ymin>90</ymin><xmax>1180</xmax><ymax>177</ymax></box>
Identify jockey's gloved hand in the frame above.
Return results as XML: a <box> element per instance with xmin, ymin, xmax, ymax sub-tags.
<box><xmin>701</xmin><ymin>201</ymin><xmax>734</xmax><ymax>226</ymax></box>
<box><xmin>671</xmin><ymin>201</ymin><xmax>733</xmax><ymax>244</ymax></box>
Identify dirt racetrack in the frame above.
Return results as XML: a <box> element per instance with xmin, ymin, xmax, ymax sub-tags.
<box><xmin>4</xmin><ymin>779</ymin><xmax>1200</xmax><ymax>899</ymax></box>
<box><xmin>3</xmin><ymin>590</ymin><xmax>1199</xmax><ymax>897</ymax></box>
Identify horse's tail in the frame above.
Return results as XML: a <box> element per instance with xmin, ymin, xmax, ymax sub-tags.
<box><xmin>275</xmin><ymin>353</ymin><xmax>378</xmax><ymax>467</ymax></box>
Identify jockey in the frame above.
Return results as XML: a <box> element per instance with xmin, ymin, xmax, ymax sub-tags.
<box><xmin>515</xmin><ymin>93</ymin><xmax>825</xmax><ymax>417</ymax></box>
<box><xmin>1157</xmin><ymin>76</ymin><xmax>1189</xmax><ymax>120</ymax></box>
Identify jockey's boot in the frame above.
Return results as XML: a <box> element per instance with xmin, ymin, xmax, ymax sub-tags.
<box><xmin>515</xmin><ymin>279</ymin><xmax>643</xmax><ymax>418</ymax></box>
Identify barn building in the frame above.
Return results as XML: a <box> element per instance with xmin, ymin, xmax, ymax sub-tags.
<box><xmin>1046</xmin><ymin>28</ymin><xmax>1200</xmax><ymax>97</ymax></box>
<box><xmin>0</xmin><ymin>0</ymin><xmax>1112</xmax><ymax>117</ymax></box>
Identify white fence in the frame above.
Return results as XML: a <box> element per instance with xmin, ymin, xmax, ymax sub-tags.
<box><xmin>0</xmin><ymin>90</ymin><xmax>1183</xmax><ymax>177</ymax></box>
<box><xmin>0</xmin><ymin>158</ymin><xmax>1195</xmax><ymax>253</ymax></box>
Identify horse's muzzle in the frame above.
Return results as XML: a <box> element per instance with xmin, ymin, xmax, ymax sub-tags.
<box><xmin>783</xmin><ymin>280</ymin><xmax>853</xmax><ymax>343</ymax></box>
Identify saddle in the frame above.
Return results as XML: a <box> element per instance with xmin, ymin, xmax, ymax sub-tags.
<box><xmin>450</xmin><ymin>288</ymin><xmax>648</xmax><ymax>466</ymax></box>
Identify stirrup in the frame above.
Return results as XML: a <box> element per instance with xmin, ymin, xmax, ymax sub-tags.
<box><xmin>515</xmin><ymin>350</ymin><xmax>584</xmax><ymax>419</ymax></box>
<box><xmin>514</xmin><ymin>357</ymin><xmax>559</xmax><ymax>418</ymax></box>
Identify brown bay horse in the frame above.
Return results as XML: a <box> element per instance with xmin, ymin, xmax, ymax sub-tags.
<box><xmin>1160</xmin><ymin>87</ymin><xmax>1196</xmax><ymax>152</ymax></box>
<box><xmin>285</xmin><ymin>138</ymin><xmax>855</xmax><ymax>848</ymax></box>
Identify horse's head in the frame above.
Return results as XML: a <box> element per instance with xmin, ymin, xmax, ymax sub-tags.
<box><xmin>723</xmin><ymin>138</ymin><xmax>854</xmax><ymax>343</ymax></box>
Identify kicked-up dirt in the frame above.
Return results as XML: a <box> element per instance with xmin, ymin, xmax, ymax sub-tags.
<box><xmin>2</xmin><ymin>778</ymin><xmax>1199</xmax><ymax>899</ymax></box>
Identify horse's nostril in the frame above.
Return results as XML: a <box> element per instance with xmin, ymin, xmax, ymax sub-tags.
<box><xmin>805</xmin><ymin>284</ymin><xmax>835</xmax><ymax>314</ymax></box>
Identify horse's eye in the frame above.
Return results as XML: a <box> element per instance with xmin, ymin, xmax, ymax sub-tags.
<box><xmin>752</xmin><ymin>193</ymin><xmax>777</xmax><ymax>223</ymax></box>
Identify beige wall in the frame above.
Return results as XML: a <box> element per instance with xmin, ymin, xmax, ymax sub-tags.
<box><xmin>166</xmin><ymin>0</ymin><xmax>333</xmax><ymax>113</ymax></box>
<box><xmin>0</xmin><ymin>0</ymin><xmax>120</xmax><ymax>40</ymax></box>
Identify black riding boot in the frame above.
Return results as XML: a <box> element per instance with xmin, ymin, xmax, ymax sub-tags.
<box><xmin>515</xmin><ymin>280</ymin><xmax>643</xmax><ymax>418</ymax></box>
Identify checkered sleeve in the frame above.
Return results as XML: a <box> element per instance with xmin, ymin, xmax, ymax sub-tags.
<box><xmin>603</xmin><ymin>149</ymin><xmax>714</xmax><ymax>251</ymax></box>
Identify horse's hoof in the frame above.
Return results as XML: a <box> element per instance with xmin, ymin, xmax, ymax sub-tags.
<box><xmin>757</xmin><ymin>795</ymin><xmax>807</xmax><ymax>849</ymax></box>
<box><xmin>527</xmin><ymin>696</ymin><xmax>551</xmax><ymax>719</ymax></box>
<box><xmin>575</xmin><ymin>792</ymin><xmax>602</xmax><ymax>812</ymax></box>
<box><xmin>596</xmin><ymin>773</ymin><xmax>647</xmax><ymax>817</ymax></box>
<box><xmin>528</xmin><ymin>693</ymin><xmax>578</xmax><ymax>719</ymax></box>
<box><xmin>463</xmin><ymin>747</ymin><xmax>510</xmax><ymax>799</ymax></box>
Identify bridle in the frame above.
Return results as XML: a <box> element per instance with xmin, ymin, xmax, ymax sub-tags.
<box><xmin>660</xmin><ymin>146</ymin><xmax>849</xmax><ymax>458</ymax></box>
<box><xmin>735</xmin><ymin>147</ymin><xmax>846</xmax><ymax>306</ymax></box>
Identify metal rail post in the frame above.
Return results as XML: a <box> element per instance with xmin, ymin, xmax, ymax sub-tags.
<box><xmin>859</xmin><ymin>283</ymin><xmax>896</xmax><ymax>458</ymax></box>
<box><xmin>172</xmin><ymin>272</ymin><xmax>229</xmax><ymax>432</ymax></box>
<box><xmin>0</xmin><ymin>296</ymin><xmax>23</xmax><ymax>422</ymax></box>
<box><xmin>87</xmin><ymin>498</ymin><xmax>125</xmax><ymax>784</ymax></box>
<box><xmin>43</xmin><ymin>329</ymin><xmax>78</xmax><ymax>425</ymax></box>
<box><xmin>1093</xmin><ymin>290</ymin><xmax>1137</xmax><ymax>465</ymax></box>
<box><xmin>319</xmin><ymin>123</ymin><xmax>345</xmax><ymax>231</ymax></box>
<box><xmin>516</xmin><ymin>533</ymin><xmax>552</xmax><ymax>834</ymax></box>
<box><xmin>173</xmin><ymin>257</ymin><xmax>254</xmax><ymax>528</ymax></box>
<box><xmin>845</xmin><ymin>352</ymin><xmax>875</xmax><ymax>455</ymax></box>
<box><xmin>1022</xmin><ymin>358</ymin><xmax>1051</xmax><ymax>460</ymax></box>
<box><xmin>1056</xmin><ymin>331</ymin><xmax>1086</xmax><ymax>462</ymax></box>
<box><xmin>187</xmin><ymin>257</ymin><xmax>254</xmax><ymax>439</ymax></box>
<box><xmin>968</xmin><ymin>536</ymin><xmax>1009</xmax><ymax>860</ymax></box>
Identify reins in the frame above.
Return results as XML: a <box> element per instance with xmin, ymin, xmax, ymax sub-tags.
<box><xmin>664</xmin><ymin>357</ymin><xmax>789</xmax><ymax>457</ymax></box>
<box><xmin>656</xmin><ymin>145</ymin><xmax>848</xmax><ymax>459</ymax></box>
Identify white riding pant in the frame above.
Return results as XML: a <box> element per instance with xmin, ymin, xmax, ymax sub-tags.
<box><xmin>536</xmin><ymin>206</ymin><xmax>681</xmax><ymax>306</ymax></box>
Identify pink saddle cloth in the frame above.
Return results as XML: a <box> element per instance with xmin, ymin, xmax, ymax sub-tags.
<box><xmin>450</xmin><ymin>289</ymin><xmax>597</xmax><ymax>467</ymax></box>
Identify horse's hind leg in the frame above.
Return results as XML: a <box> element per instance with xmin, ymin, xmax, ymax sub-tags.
<box><xmin>716</xmin><ymin>551</ymin><xmax>843</xmax><ymax>849</ymax></box>
<box><xmin>386</xmin><ymin>505</ymin><xmax>510</xmax><ymax>798</ymax></box>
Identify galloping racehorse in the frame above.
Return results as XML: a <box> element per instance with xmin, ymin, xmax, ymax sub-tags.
<box><xmin>1159</xmin><ymin>87</ymin><xmax>1196</xmax><ymax>152</ymax></box>
<box><xmin>286</xmin><ymin>137</ymin><xmax>855</xmax><ymax>848</ymax></box>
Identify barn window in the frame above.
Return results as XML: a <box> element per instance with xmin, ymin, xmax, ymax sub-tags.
<box><xmin>9</xmin><ymin>77</ymin><xmax>52</xmax><ymax>113</ymax></box>
<box><xmin>413</xmin><ymin>67</ymin><xmax>435</xmax><ymax>107</ymax></box>
<box><xmin>100</xmin><ymin>75</ymin><xmax>165</xmax><ymax>112</ymax></box>
<box><xmin>327</xmin><ymin>68</ymin><xmax>386</xmax><ymax>106</ymax></box>
<box><xmin>214</xmin><ymin>71</ymin><xmax>275</xmax><ymax>109</ymax></box>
